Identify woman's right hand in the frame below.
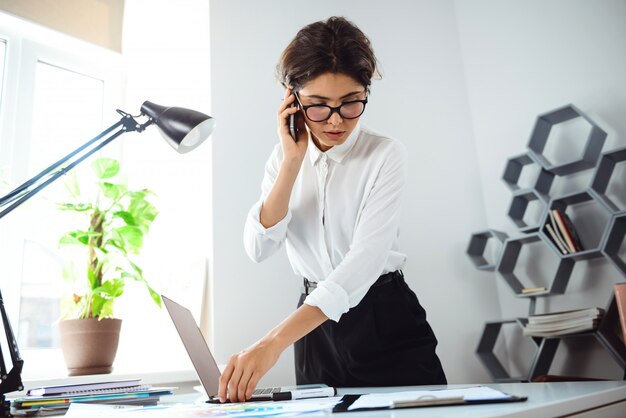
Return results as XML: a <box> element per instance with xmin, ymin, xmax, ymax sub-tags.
<box><xmin>260</xmin><ymin>89</ymin><xmax>308</xmax><ymax>229</ymax></box>
<box><xmin>277</xmin><ymin>88</ymin><xmax>308</xmax><ymax>167</ymax></box>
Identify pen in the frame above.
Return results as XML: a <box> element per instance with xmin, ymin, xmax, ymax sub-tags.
<box><xmin>272</xmin><ymin>387</ymin><xmax>337</xmax><ymax>401</ymax></box>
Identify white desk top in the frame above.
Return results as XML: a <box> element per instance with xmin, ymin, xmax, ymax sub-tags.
<box><xmin>325</xmin><ymin>381</ymin><xmax>626</xmax><ymax>417</ymax></box>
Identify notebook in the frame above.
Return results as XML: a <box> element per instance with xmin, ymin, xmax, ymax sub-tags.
<box><xmin>162</xmin><ymin>295</ymin><xmax>326</xmax><ymax>402</ymax></box>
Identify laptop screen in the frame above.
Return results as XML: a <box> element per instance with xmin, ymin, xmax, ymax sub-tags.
<box><xmin>162</xmin><ymin>295</ymin><xmax>221</xmax><ymax>397</ymax></box>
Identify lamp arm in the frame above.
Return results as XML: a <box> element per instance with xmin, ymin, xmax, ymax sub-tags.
<box><xmin>0</xmin><ymin>112</ymin><xmax>153</xmax><ymax>221</ymax></box>
<box><xmin>0</xmin><ymin>120</ymin><xmax>125</xmax><ymax>207</ymax></box>
<box><xmin>0</xmin><ymin>109</ymin><xmax>153</xmax><ymax>398</ymax></box>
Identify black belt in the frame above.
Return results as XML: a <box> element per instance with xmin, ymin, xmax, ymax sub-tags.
<box><xmin>303</xmin><ymin>270</ymin><xmax>403</xmax><ymax>295</ymax></box>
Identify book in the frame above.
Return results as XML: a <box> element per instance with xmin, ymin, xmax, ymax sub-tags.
<box><xmin>615</xmin><ymin>284</ymin><xmax>626</xmax><ymax>344</ymax></box>
<box><xmin>544</xmin><ymin>223</ymin><xmax>569</xmax><ymax>254</ymax></box>
<box><xmin>12</xmin><ymin>387</ymin><xmax>174</xmax><ymax>412</ymax></box>
<box><xmin>524</xmin><ymin>316</ymin><xmax>599</xmax><ymax>331</ymax></box>
<box><xmin>522</xmin><ymin>307</ymin><xmax>604</xmax><ymax>337</ymax></box>
<box><xmin>552</xmin><ymin>209</ymin><xmax>577</xmax><ymax>253</ymax></box>
<box><xmin>547</xmin><ymin>210</ymin><xmax>570</xmax><ymax>254</ymax></box>
<box><xmin>522</xmin><ymin>322</ymin><xmax>599</xmax><ymax>337</ymax></box>
<box><xmin>527</xmin><ymin>307</ymin><xmax>603</xmax><ymax>324</ymax></box>
<box><xmin>521</xmin><ymin>287</ymin><xmax>548</xmax><ymax>295</ymax></box>
<box><xmin>561</xmin><ymin>211</ymin><xmax>584</xmax><ymax>252</ymax></box>
<box><xmin>27</xmin><ymin>378</ymin><xmax>142</xmax><ymax>397</ymax></box>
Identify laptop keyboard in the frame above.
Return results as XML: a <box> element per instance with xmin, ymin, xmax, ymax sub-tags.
<box><xmin>252</xmin><ymin>387</ymin><xmax>281</xmax><ymax>395</ymax></box>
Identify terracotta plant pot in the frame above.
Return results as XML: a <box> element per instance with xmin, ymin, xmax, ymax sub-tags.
<box><xmin>59</xmin><ymin>318</ymin><xmax>122</xmax><ymax>376</ymax></box>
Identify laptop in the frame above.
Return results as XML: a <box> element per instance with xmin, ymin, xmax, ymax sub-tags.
<box><xmin>162</xmin><ymin>295</ymin><xmax>326</xmax><ymax>402</ymax></box>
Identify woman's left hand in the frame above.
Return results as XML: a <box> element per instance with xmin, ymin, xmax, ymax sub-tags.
<box><xmin>217</xmin><ymin>337</ymin><xmax>283</xmax><ymax>402</ymax></box>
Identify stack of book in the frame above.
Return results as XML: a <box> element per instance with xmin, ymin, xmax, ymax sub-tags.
<box><xmin>522</xmin><ymin>307</ymin><xmax>604</xmax><ymax>337</ymax></box>
<box><xmin>543</xmin><ymin>208</ymin><xmax>584</xmax><ymax>255</ymax></box>
<box><xmin>11</xmin><ymin>379</ymin><xmax>174</xmax><ymax>416</ymax></box>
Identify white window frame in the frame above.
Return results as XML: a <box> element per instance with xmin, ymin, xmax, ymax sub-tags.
<box><xmin>0</xmin><ymin>11</ymin><xmax>123</xmax><ymax>380</ymax></box>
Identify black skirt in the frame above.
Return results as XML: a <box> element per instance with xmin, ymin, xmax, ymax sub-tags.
<box><xmin>294</xmin><ymin>271</ymin><xmax>447</xmax><ymax>387</ymax></box>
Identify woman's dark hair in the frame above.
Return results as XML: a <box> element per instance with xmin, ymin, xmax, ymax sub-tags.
<box><xmin>277</xmin><ymin>16</ymin><xmax>380</xmax><ymax>93</ymax></box>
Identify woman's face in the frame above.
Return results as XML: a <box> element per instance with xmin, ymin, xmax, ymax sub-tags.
<box><xmin>297</xmin><ymin>72</ymin><xmax>367</xmax><ymax>152</ymax></box>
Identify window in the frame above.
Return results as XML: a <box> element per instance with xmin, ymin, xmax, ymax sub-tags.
<box><xmin>18</xmin><ymin>62</ymin><xmax>105</xmax><ymax>350</ymax></box>
<box><xmin>0</xmin><ymin>12</ymin><xmax>123</xmax><ymax>378</ymax></box>
<box><xmin>1</xmin><ymin>5</ymin><xmax>212</xmax><ymax>381</ymax></box>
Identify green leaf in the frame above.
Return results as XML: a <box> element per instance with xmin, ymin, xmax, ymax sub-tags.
<box><xmin>104</xmin><ymin>238</ymin><xmax>126</xmax><ymax>254</ymax></box>
<box><xmin>87</xmin><ymin>267</ymin><xmax>99</xmax><ymax>290</ymax></box>
<box><xmin>128</xmin><ymin>260</ymin><xmax>143</xmax><ymax>276</ymax></box>
<box><xmin>147</xmin><ymin>285</ymin><xmax>162</xmax><ymax>308</ymax></box>
<box><xmin>98</xmin><ymin>278</ymin><xmax>125</xmax><ymax>299</ymax></box>
<box><xmin>59</xmin><ymin>230</ymin><xmax>101</xmax><ymax>247</ymax></box>
<box><xmin>91</xmin><ymin>293</ymin><xmax>108</xmax><ymax>317</ymax></box>
<box><xmin>92</xmin><ymin>158</ymin><xmax>120</xmax><ymax>179</ymax></box>
<box><xmin>97</xmin><ymin>299</ymin><xmax>115</xmax><ymax>319</ymax></box>
<box><xmin>128</xmin><ymin>189</ymin><xmax>153</xmax><ymax>200</ymax></box>
<box><xmin>64</xmin><ymin>172</ymin><xmax>81</xmax><ymax>198</ymax></box>
<box><xmin>99</xmin><ymin>182</ymin><xmax>124</xmax><ymax>200</ymax></box>
<box><xmin>114</xmin><ymin>226</ymin><xmax>144</xmax><ymax>253</ymax></box>
<box><xmin>57</xmin><ymin>202</ymin><xmax>92</xmax><ymax>212</ymax></box>
<box><xmin>119</xmin><ymin>270</ymin><xmax>139</xmax><ymax>281</ymax></box>
<box><xmin>128</xmin><ymin>198</ymin><xmax>158</xmax><ymax>231</ymax></box>
<box><xmin>113</xmin><ymin>211</ymin><xmax>135</xmax><ymax>225</ymax></box>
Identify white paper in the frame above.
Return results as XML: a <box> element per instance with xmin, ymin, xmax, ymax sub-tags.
<box><xmin>348</xmin><ymin>386</ymin><xmax>513</xmax><ymax>410</ymax></box>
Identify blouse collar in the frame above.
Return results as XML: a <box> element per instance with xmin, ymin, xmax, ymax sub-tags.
<box><xmin>308</xmin><ymin>122</ymin><xmax>361</xmax><ymax>166</ymax></box>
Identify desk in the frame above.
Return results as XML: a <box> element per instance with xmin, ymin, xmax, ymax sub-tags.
<box><xmin>164</xmin><ymin>381</ymin><xmax>626</xmax><ymax>417</ymax></box>
<box><xmin>20</xmin><ymin>381</ymin><xmax>626</xmax><ymax>417</ymax></box>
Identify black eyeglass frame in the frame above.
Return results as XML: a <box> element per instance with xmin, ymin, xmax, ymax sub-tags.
<box><xmin>294</xmin><ymin>93</ymin><xmax>368</xmax><ymax>122</ymax></box>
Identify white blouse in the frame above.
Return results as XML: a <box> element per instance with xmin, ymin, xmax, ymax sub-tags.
<box><xmin>243</xmin><ymin>124</ymin><xmax>407</xmax><ymax>322</ymax></box>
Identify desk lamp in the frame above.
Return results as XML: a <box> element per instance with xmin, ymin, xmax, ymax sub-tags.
<box><xmin>0</xmin><ymin>101</ymin><xmax>215</xmax><ymax>415</ymax></box>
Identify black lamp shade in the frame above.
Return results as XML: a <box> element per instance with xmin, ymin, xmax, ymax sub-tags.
<box><xmin>141</xmin><ymin>101</ymin><xmax>215</xmax><ymax>153</ymax></box>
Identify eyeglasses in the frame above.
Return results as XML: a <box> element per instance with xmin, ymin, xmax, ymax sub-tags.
<box><xmin>294</xmin><ymin>93</ymin><xmax>368</xmax><ymax>122</ymax></box>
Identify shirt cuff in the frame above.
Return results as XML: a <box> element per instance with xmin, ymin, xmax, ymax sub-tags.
<box><xmin>303</xmin><ymin>280</ymin><xmax>350</xmax><ymax>322</ymax></box>
<box><xmin>246</xmin><ymin>200</ymin><xmax>291</xmax><ymax>240</ymax></box>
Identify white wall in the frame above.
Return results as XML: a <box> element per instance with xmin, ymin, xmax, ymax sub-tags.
<box><xmin>455</xmin><ymin>0</ymin><xmax>626</xmax><ymax>378</ymax></box>
<box><xmin>210</xmin><ymin>0</ymin><xmax>497</xmax><ymax>385</ymax></box>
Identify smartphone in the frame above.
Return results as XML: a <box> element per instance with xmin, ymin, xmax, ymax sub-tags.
<box><xmin>289</xmin><ymin>91</ymin><xmax>301</xmax><ymax>140</ymax></box>
<box><xmin>289</xmin><ymin>111</ymin><xmax>298</xmax><ymax>140</ymax></box>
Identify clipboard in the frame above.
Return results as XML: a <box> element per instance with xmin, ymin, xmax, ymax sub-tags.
<box><xmin>332</xmin><ymin>386</ymin><xmax>528</xmax><ymax>412</ymax></box>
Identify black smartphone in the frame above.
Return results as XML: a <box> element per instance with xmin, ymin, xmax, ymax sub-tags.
<box><xmin>289</xmin><ymin>111</ymin><xmax>298</xmax><ymax>140</ymax></box>
<box><xmin>289</xmin><ymin>90</ymin><xmax>301</xmax><ymax>140</ymax></box>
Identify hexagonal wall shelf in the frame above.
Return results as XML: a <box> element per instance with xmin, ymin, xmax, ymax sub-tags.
<box><xmin>467</xmin><ymin>230</ymin><xmax>508</xmax><ymax>271</ymax></box>
<box><xmin>541</xmin><ymin>190</ymin><xmax>612</xmax><ymax>261</ymax></box>
<box><xmin>602</xmin><ymin>212</ymin><xmax>626</xmax><ymax>276</ymax></box>
<box><xmin>595</xmin><ymin>293</ymin><xmax>626</xmax><ymax>370</ymax></box>
<box><xmin>507</xmin><ymin>189</ymin><xmax>548</xmax><ymax>232</ymax></box>
<box><xmin>497</xmin><ymin>233</ymin><xmax>575</xmax><ymax>296</ymax></box>
<box><xmin>476</xmin><ymin>319</ymin><xmax>557</xmax><ymax>382</ymax></box>
<box><xmin>469</xmin><ymin>103</ymin><xmax>625</xmax><ymax>381</ymax></box>
<box><xmin>503</xmin><ymin>153</ymin><xmax>555</xmax><ymax>197</ymax></box>
<box><xmin>590</xmin><ymin>146</ymin><xmax>626</xmax><ymax>213</ymax></box>
<box><xmin>528</xmin><ymin>104</ymin><xmax>607</xmax><ymax>176</ymax></box>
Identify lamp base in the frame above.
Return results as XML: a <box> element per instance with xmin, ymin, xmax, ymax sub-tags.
<box><xmin>1</xmin><ymin>395</ymin><xmax>13</xmax><ymax>417</ymax></box>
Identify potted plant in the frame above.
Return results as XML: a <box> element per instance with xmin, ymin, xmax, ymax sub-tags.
<box><xmin>57</xmin><ymin>157</ymin><xmax>161</xmax><ymax>375</ymax></box>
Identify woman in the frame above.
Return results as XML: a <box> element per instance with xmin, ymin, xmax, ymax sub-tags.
<box><xmin>218</xmin><ymin>16</ymin><xmax>446</xmax><ymax>403</ymax></box>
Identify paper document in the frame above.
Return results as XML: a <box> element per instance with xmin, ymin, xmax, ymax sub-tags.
<box><xmin>64</xmin><ymin>396</ymin><xmax>342</xmax><ymax>417</ymax></box>
<box><xmin>348</xmin><ymin>386</ymin><xmax>514</xmax><ymax>410</ymax></box>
